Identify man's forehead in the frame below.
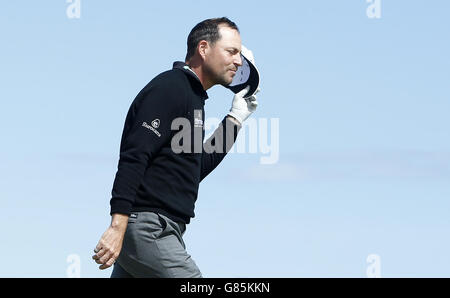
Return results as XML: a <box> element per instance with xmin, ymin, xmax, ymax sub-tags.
<box><xmin>217</xmin><ymin>25</ymin><xmax>241</xmax><ymax>49</ymax></box>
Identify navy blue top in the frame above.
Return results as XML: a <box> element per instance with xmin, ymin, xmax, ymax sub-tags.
<box><xmin>109</xmin><ymin>62</ymin><xmax>241</xmax><ymax>224</ymax></box>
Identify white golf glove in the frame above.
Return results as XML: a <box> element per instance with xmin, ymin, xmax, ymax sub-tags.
<box><xmin>228</xmin><ymin>86</ymin><xmax>259</xmax><ymax>125</ymax></box>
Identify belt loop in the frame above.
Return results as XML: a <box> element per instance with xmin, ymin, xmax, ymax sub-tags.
<box><xmin>179</xmin><ymin>222</ymin><xmax>186</xmax><ymax>234</ymax></box>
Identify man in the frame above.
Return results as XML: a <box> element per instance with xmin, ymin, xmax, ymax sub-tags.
<box><xmin>92</xmin><ymin>17</ymin><xmax>259</xmax><ymax>278</ymax></box>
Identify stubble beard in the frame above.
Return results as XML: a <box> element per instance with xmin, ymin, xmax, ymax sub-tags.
<box><xmin>205</xmin><ymin>63</ymin><xmax>233</xmax><ymax>87</ymax></box>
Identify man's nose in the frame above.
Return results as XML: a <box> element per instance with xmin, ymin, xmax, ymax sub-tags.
<box><xmin>234</xmin><ymin>53</ymin><xmax>243</xmax><ymax>67</ymax></box>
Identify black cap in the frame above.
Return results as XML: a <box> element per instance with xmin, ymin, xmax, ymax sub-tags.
<box><xmin>224</xmin><ymin>45</ymin><xmax>260</xmax><ymax>98</ymax></box>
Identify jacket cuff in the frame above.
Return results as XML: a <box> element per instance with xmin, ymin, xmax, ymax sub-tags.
<box><xmin>110</xmin><ymin>199</ymin><xmax>133</xmax><ymax>216</ymax></box>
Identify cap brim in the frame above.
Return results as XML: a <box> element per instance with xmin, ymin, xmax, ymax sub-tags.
<box><xmin>225</xmin><ymin>53</ymin><xmax>260</xmax><ymax>97</ymax></box>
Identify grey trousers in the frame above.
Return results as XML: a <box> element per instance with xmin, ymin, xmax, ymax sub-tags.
<box><xmin>111</xmin><ymin>211</ymin><xmax>202</xmax><ymax>278</ymax></box>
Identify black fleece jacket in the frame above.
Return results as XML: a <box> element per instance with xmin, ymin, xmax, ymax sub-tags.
<box><xmin>109</xmin><ymin>61</ymin><xmax>241</xmax><ymax>224</ymax></box>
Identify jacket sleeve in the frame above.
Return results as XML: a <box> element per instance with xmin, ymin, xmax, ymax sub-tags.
<box><xmin>110</xmin><ymin>82</ymin><xmax>186</xmax><ymax>215</ymax></box>
<box><xmin>200</xmin><ymin>116</ymin><xmax>241</xmax><ymax>182</ymax></box>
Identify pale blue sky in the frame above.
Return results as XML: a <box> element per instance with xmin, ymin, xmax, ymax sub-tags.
<box><xmin>0</xmin><ymin>1</ymin><xmax>449</xmax><ymax>277</ymax></box>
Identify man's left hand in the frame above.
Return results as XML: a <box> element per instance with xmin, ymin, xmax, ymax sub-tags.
<box><xmin>227</xmin><ymin>85</ymin><xmax>259</xmax><ymax>125</ymax></box>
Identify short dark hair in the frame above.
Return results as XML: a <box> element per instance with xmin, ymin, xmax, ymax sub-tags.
<box><xmin>185</xmin><ymin>17</ymin><xmax>239</xmax><ymax>61</ymax></box>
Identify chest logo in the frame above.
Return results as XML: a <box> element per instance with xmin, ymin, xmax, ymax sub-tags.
<box><xmin>194</xmin><ymin>110</ymin><xmax>203</xmax><ymax>128</ymax></box>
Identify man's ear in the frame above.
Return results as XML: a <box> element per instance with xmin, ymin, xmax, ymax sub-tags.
<box><xmin>197</xmin><ymin>40</ymin><xmax>209</xmax><ymax>60</ymax></box>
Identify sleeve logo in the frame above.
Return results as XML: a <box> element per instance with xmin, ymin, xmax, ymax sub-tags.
<box><xmin>142</xmin><ymin>119</ymin><xmax>161</xmax><ymax>137</ymax></box>
<box><xmin>151</xmin><ymin>119</ymin><xmax>160</xmax><ymax>129</ymax></box>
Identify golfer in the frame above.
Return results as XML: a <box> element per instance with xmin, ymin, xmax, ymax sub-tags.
<box><xmin>92</xmin><ymin>17</ymin><xmax>259</xmax><ymax>278</ymax></box>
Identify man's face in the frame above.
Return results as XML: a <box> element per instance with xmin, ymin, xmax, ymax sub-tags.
<box><xmin>203</xmin><ymin>25</ymin><xmax>243</xmax><ymax>86</ymax></box>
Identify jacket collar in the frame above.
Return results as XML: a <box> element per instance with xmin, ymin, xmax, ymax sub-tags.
<box><xmin>172</xmin><ymin>61</ymin><xmax>208</xmax><ymax>100</ymax></box>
